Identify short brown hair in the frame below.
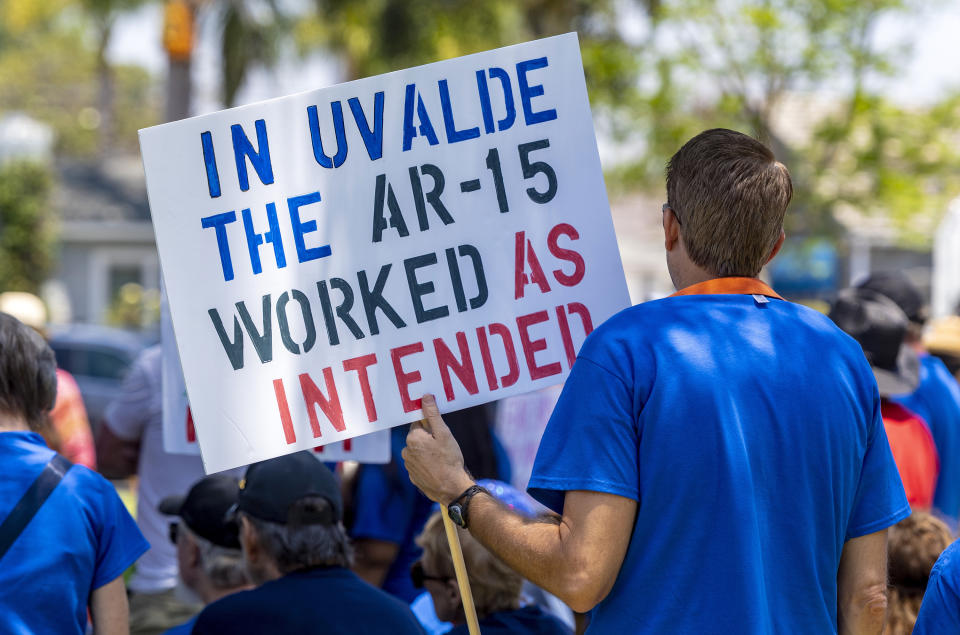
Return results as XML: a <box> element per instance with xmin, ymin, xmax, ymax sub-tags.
<box><xmin>886</xmin><ymin>511</ymin><xmax>954</xmax><ymax>634</ymax></box>
<box><xmin>416</xmin><ymin>511</ymin><xmax>521</xmax><ymax>618</ymax></box>
<box><xmin>0</xmin><ymin>312</ymin><xmax>57</xmax><ymax>430</ymax></box>
<box><xmin>666</xmin><ymin>128</ymin><xmax>792</xmax><ymax>277</ymax></box>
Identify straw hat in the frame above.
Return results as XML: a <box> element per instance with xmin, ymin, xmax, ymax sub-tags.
<box><xmin>924</xmin><ymin>316</ymin><xmax>960</xmax><ymax>358</ymax></box>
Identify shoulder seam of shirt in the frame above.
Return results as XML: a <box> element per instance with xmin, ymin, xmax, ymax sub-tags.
<box><xmin>577</xmin><ymin>355</ymin><xmax>631</xmax><ymax>392</ymax></box>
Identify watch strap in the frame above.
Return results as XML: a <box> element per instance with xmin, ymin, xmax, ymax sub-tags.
<box><xmin>448</xmin><ymin>484</ymin><xmax>485</xmax><ymax>529</ymax></box>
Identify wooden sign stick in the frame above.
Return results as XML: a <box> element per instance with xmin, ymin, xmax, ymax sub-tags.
<box><xmin>441</xmin><ymin>507</ymin><xmax>482</xmax><ymax>635</ymax></box>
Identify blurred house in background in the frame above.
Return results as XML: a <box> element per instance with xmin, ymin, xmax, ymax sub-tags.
<box><xmin>51</xmin><ymin>157</ymin><xmax>160</xmax><ymax>326</ymax></box>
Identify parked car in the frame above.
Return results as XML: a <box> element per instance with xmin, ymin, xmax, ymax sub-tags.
<box><xmin>48</xmin><ymin>324</ymin><xmax>149</xmax><ymax>434</ymax></box>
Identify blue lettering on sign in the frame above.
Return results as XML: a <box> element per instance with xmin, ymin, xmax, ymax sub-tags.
<box><xmin>308</xmin><ymin>102</ymin><xmax>348</xmax><ymax>169</ymax></box>
<box><xmin>201</xmin><ymin>211</ymin><xmax>238</xmax><ymax>281</ymax></box>
<box><xmin>200</xmin><ymin>131</ymin><xmax>221</xmax><ymax>198</ymax></box>
<box><xmin>231</xmin><ymin>119</ymin><xmax>275</xmax><ymax>191</ymax></box>
<box><xmin>438</xmin><ymin>79</ymin><xmax>480</xmax><ymax>143</ymax></box>
<box><xmin>349</xmin><ymin>92</ymin><xmax>385</xmax><ymax>161</ymax></box>
<box><xmin>242</xmin><ymin>203</ymin><xmax>286</xmax><ymax>275</ymax></box>
<box><xmin>402</xmin><ymin>83</ymin><xmax>440</xmax><ymax>151</ymax></box>
<box><xmin>288</xmin><ymin>191</ymin><xmax>332</xmax><ymax>263</ymax></box>
<box><xmin>516</xmin><ymin>57</ymin><xmax>557</xmax><ymax>126</ymax></box>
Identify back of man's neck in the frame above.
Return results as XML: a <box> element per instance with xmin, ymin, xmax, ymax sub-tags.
<box><xmin>0</xmin><ymin>414</ymin><xmax>29</xmax><ymax>433</ymax></box>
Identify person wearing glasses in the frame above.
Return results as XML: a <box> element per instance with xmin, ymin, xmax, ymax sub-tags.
<box><xmin>158</xmin><ymin>474</ymin><xmax>251</xmax><ymax>634</ymax></box>
<box><xmin>411</xmin><ymin>481</ymin><xmax>571</xmax><ymax>635</ymax></box>
<box><xmin>403</xmin><ymin>129</ymin><xmax>909</xmax><ymax>634</ymax></box>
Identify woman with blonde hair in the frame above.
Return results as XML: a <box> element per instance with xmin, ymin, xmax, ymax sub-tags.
<box><xmin>886</xmin><ymin>511</ymin><xmax>954</xmax><ymax>634</ymax></box>
<box><xmin>413</xmin><ymin>481</ymin><xmax>571</xmax><ymax>635</ymax></box>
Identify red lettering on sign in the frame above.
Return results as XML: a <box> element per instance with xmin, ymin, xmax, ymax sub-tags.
<box><xmin>186</xmin><ymin>407</ymin><xmax>196</xmax><ymax>443</ymax></box>
<box><xmin>556</xmin><ymin>305</ymin><xmax>576</xmax><ymax>369</ymax></box>
<box><xmin>314</xmin><ymin>437</ymin><xmax>351</xmax><ymax>454</ymax></box>
<box><xmin>517</xmin><ymin>310</ymin><xmax>562</xmax><ymax>380</ymax></box>
<box><xmin>567</xmin><ymin>301</ymin><xmax>594</xmax><ymax>335</ymax></box>
<box><xmin>514</xmin><ymin>231</ymin><xmax>551</xmax><ymax>299</ymax></box>
<box><xmin>273</xmin><ymin>378</ymin><xmax>297</xmax><ymax>444</ymax></box>
<box><xmin>488</xmin><ymin>322</ymin><xmax>519</xmax><ymax>388</ymax></box>
<box><xmin>548</xmin><ymin>223</ymin><xmax>585</xmax><ymax>287</ymax></box>
<box><xmin>433</xmin><ymin>331</ymin><xmax>479</xmax><ymax>401</ymax></box>
<box><xmin>476</xmin><ymin>326</ymin><xmax>497</xmax><ymax>390</ymax></box>
<box><xmin>392</xmin><ymin>342</ymin><xmax>425</xmax><ymax>412</ymax></box>
<box><xmin>343</xmin><ymin>353</ymin><xmax>379</xmax><ymax>422</ymax></box>
<box><xmin>299</xmin><ymin>368</ymin><xmax>345</xmax><ymax>438</ymax></box>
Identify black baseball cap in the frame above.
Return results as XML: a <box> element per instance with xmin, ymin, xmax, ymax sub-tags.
<box><xmin>159</xmin><ymin>474</ymin><xmax>241</xmax><ymax>549</ymax></box>
<box><xmin>856</xmin><ymin>271</ymin><xmax>927</xmax><ymax>325</ymax></box>
<box><xmin>238</xmin><ymin>451</ymin><xmax>342</xmax><ymax>525</ymax></box>
<box><xmin>829</xmin><ymin>287</ymin><xmax>920</xmax><ymax>396</ymax></box>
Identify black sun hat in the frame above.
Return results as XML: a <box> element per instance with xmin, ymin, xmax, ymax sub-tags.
<box><xmin>238</xmin><ymin>451</ymin><xmax>342</xmax><ymax>525</ymax></box>
<box><xmin>159</xmin><ymin>474</ymin><xmax>241</xmax><ymax>549</ymax></box>
<box><xmin>829</xmin><ymin>287</ymin><xmax>920</xmax><ymax>396</ymax></box>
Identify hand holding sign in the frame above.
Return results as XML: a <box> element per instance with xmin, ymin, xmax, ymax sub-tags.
<box><xmin>403</xmin><ymin>393</ymin><xmax>475</xmax><ymax>504</ymax></box>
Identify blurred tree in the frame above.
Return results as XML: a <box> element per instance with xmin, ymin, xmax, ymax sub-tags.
<box><xmin>609</xmin><ymin>0</ymin><xmax>960</xmax><ymax>240</ymax></box>
<box><xmin>0</xmin><ymin>0</ymin><xmax>158</xmax><ymax>155</ymax></box>
<box><xmin>296</xmin><ymin>0</ymin><xmax>641</xmax><ymax>113</ymax></box>
<box><xmin>78</xmin><ymin>0</ymin><xmax>153</xmax><ymax>154</ymax></box>
<box><xmin>0</xmin><ymin>161</ymin><xmax>57</xmax><ymax>294</ymax></box>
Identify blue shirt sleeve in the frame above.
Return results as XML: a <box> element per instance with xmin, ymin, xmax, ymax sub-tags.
<box><xmin>351</xmin><ymin>462</ymin><xmax>419</xmax><ymax>544</ymax></box>
<box><xmin>915</xmin><ymin>540</ymin><xmax>960</xmax><ymax>634</ymax></box>
<box><xmin>88</xmin><ymin>471</ymin><xmax>150</xmax><ymax>589</ymax></box>
<box><xmin>527</xmin><ymin>354</ymin><xmax>639</xmax><ymax>514</ymax></box>
<box><xmin>845</xmin><ymin>390</ymin><xmax>911</xmax><ymax>539</ymax></box>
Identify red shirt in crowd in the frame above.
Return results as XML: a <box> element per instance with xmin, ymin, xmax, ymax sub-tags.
<box><xmin>48</xmin><ymin>369</ymin><xmax>97</xmax><ymax>470</ymax></box>
<box><xmin>881</xmin><ymin>400</ymin><xmax>939</xmax><ymax>509</ymax></box>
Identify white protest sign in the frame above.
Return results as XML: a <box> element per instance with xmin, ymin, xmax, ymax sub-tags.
<box><xmin>140</xmin><ymin>33</ymin><xmax>630</xmax><ymax>473</ymax></box>
<box><xmin>161</xmin><ymin>286</ymin><xmax>390</xmax><ymax>463</ymax></box>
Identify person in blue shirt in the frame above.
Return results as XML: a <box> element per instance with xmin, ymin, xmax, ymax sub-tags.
<box><xmin>192</xmin><ymin>452</ymin><xmax>424</xmax><ymax>634</ymax></box>
<box><xmin>0</xmin><ymin>312</ymin><xmax>149</xmax><ymax>635</ymax></box>
<box><xmin>403</xmin><ymin>129</ymin><xmax>909</xmax><ymax>633</ymax></box>
<box><xmin>914</xmin><ymin>537</ymin><xmax>960</xmax><ymax>632</ymax></box>
<box><xmin>858</xmin><ymin>271</ymin><xmax>960</xmax><ymax>523</ymax></box>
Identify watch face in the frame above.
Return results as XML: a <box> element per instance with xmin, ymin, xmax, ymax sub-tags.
<box><xmin>449</xmin><ymin>504</ymin><xmax>465</xmax><ymax>527</ymax></box>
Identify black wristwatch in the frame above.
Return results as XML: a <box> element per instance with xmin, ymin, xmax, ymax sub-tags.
<box><xmin>447</xmin><ymin>485</ymin><xmax>486</xmax><ymax>529</ymax></box>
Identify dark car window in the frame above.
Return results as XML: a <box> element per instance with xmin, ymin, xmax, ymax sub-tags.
<box><xmin>52</xmin><ymin>345</ymin><xmax>130</xmax><ymax>381</ymax></box>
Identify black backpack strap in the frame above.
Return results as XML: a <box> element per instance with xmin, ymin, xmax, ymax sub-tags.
<box><xmin>0</xmin><ymin>454</ymin><xmax>72</xmax><ymax>562</ymax></box>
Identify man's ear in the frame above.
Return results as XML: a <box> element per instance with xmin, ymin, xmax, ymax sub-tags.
<box><xmin>240</xmin><ymin>515</ymin><xmax>259</xmax><ymax>560</ymax></box>
<box><xmin>663</xmin><ymin>206</ymin><xmax>681</xmax><ymax>252</ymax></box>
<box><xmin>764</xmin><ymin>229</ymin><xmax>786</xmax><ymax>265</ymax></box>
<box><xmin>185</xmin><ymin>532</ymin><xmax>201</xmax><ymax>568</ymax></box>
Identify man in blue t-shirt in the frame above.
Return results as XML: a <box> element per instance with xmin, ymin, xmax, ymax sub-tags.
<box><xmin>0</xmin><ymin>313</ymin><xmax>149</xmax><ymax>634</ymax></box>
<box><xmin>858</xmin><ymin>272</ymin><xmax>960</xmax><ymax>523</ymax></box>
<box><xmin>403</xmin><ymin>129</ymin><xmax>909</xmax><ymax>633</ymax></box>
<box><xmin>192</xmin><ymin>452</ymin><xmax>424</xmax><ymax>634</ymax></box>
<box><xmin>914</xmin><ymin>537</ymin><xmax>960</xmax><ymax>632</ymax></box>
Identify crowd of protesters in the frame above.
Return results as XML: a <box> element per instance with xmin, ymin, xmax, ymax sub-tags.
<box><xmin>3</xmin><ymin>128</ymin><xmax>960</xmax><ymax>634</ymax></box>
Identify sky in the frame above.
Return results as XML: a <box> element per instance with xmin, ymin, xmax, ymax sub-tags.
<box><xmin>108</xmin><ymin>3</ymin><xmax>960</xmax><ymax>118</ymax></box>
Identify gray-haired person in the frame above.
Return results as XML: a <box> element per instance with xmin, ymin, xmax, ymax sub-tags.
<box><xmin>191</xmin><ymin>452</ymin><xmax>425</xmax><ymax>634</ymax></box>
<box><xmin>159</xmin><ymin>474</ymin><xmax>251</xmax><ymax>634</ymax></box>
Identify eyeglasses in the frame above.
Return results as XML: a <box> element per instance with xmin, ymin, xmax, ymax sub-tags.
<box><xmin>410</xmin><ymin>560</ymin><xmax>451</xmax><ymax>588</ymax></box>
<box><xmin>168</xmin><ymin>522</ymin><xmax>179</xmax><ymax>545</ymax></box>
<box><xmin>662</xmin><ymin>203</ymin><xmax>682</xmax><ymax>226</ymax></box>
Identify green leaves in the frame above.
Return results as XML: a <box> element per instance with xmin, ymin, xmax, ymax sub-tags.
<box><xmin>0</xmin><ymin>161</ymin><xmax>56</xmax><ymax>294</ymax></box>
